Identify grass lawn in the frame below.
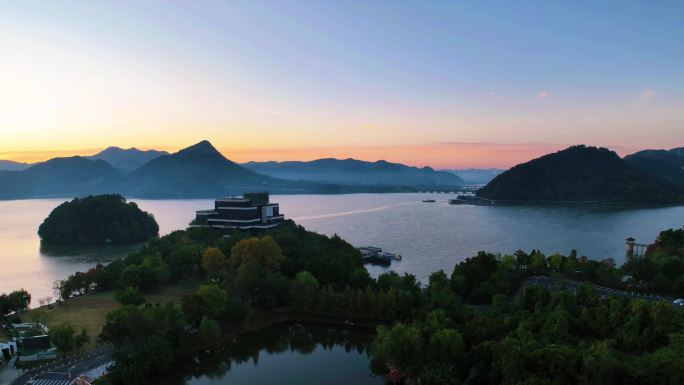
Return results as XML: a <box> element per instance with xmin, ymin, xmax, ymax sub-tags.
<box><xmin>21</xmin><ymin>282</ymin><xmax>194</xmax><ymax>349</ymax></box>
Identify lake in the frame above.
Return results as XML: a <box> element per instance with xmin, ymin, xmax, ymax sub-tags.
<box><xmin>1</xmin><ymin>194</ymin><xmax>683</xmax><ymax>302</ymax></box>
<box><xmin>150</xmin><ymin>323</ymin><xmax>382</xmax><ymax>385</ymax></box>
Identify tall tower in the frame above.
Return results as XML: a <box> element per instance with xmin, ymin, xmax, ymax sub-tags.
<box><xmin>625</xmin><ymin>237</ymin><xmax>636</xmax><ymax>256</ymax></box>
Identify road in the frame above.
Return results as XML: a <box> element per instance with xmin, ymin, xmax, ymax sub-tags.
<box><xmin>521</xmin><ymin>275</ymin><xmax>673</xmax><ymax>302</ymax></box>
<box><xmin>9</xmin><ymin>344</ymin><xmax>113</xmax><ymax>385</ymax></box>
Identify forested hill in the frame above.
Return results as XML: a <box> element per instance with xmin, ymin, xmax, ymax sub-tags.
<box><xmin>477</xmin><ymin>145</ymin><xmax>684</xmax><ymax>203</ymax></box>
<box><xmin>624</xmin><ymin>148</ymin><xmax>684</xmax><ymax>188</ymax></box>
<box><xmin>127</xmin><ymin>140</ymin><xmax>279</xmax><ymax>198</ymax></box>
<box><xmin>38</xmin><ymin>194</ymin><xmax>159</xmax><ymax>245</ymax></box>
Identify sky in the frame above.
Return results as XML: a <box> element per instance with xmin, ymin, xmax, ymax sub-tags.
<box><xmin>1</xmin><ymin>1</ymin><xmax>683</xmax><ymax>169</ymax></box>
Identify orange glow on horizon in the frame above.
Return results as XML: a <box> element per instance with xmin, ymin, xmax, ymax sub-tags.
<box><xmin>0</xmin><ymin>142</ymin><xmax>640</xmax><ymax>170</ymax></box>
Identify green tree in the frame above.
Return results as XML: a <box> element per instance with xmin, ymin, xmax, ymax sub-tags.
<box><xmin>202</xmin><ymin>247</ymin><xmax>227</xmax><ymax>279</ymax></box>
<box><xmin>198</xmin><ymin>317</ymin><xmax>221</xmax><ymax>344</ymax></box>
<box><xmin>230</xmin><ymin>236</ymin><xmax>284</xmax><ymax>271</ymax></box>
<box><xmin>548</xmin><ymin>253</ymin><xmax>564</xmax><ymax>271</ymax></box>
<box><xmin>115</xmin><ymin>286</ymin><xmax>146</xmax><ymax>306</ymax></box>
<box><xmin>195</xmin><ymin>284</ymin><xmax>228</xmax><ymax>319</ymax></box>
<box><xmin>371</xmin><ymin>323</ymin><xmax>424</xmax><ymax>377</ymax></box>
<box><xmin>530</xmin><ymin>252</ymin><xmax>548</xmax><ymax>270</ymax></box>
<box><xmin>289</xmin><ymin>271</ymin><xmax>320</xmax><ymax>309</ymax></box>
<box><xmin>49</xmin><ymin>323</ymin><xmax>89</xmax><ymax>356</ymax></box>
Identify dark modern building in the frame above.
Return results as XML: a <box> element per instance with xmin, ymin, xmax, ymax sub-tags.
<box><xmin>192</xmin><ymin>192</ymin><xmax>284</xmax><ymax>230</ymax></box>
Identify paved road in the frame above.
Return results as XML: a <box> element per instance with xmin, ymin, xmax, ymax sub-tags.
<box><xmin>9</xmin><ymin>345</ymin><xmax>113</xmax><ymax>385</ymax></box>
<box><xmin>522</xmin><ymin>275</ymin><xmax>674</xmax><ymax>302</ymax></box>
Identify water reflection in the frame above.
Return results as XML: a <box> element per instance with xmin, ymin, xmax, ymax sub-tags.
<box><xmin>2</xmin><ymin>195</ymin><xmax>683</xmax><ymax>302</ymax></box>
<box><xmin>39</xmin><ymin>242</ymin><xmax>143</xmax><ymax>259</ymax></box>
<box><xmin>152</xmin><ymin>323</ymin><xmax>383</xmax><ymax>385</ymax></box>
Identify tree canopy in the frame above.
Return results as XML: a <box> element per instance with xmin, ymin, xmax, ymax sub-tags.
<box><xmin>38</xmin><ymin>194</ymin><xmax>159</xmax><ymax>245</ymax></box>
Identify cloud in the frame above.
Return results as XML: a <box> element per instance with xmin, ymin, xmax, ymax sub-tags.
<box><xmin>535</xmin><ymin>90</ymin><xmax>550</xmax><ymax>100</ymax></box>
<box><xmin>639</xmin><ymin>89</ymin><xmax>655</xmax><ymax>100</ymax></box>
<box><xmin>484</xmin><ymin>91</ymin><xmax>504</xmax><ymax>100</ymax></box>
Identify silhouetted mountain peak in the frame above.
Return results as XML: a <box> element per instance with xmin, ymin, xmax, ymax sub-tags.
<box><xmin>182</xmin><ymin>140</ymin><xmax>217</xmax><ymax>153</ymax></box>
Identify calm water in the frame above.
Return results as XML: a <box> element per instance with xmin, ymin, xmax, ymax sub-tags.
<box><xmin>151</xmin><ymin>323</ymin><xmax>382</xmax><ymax>385</ymax></box>
<box><xmin>1</xmin><ymin>194</ymin><xmax>683</xmax><ymax>302</ymax></box>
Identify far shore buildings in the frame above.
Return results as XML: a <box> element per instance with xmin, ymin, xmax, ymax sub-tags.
<box><xmin>192</xmin><ymin>192</ymin><xmax>284</xmax><ymax>230</ymax></box>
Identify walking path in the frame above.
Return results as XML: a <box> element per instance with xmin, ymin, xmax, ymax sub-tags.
<box><xmin>9</xmin><ymin>344</ymin><xmax>113</xmax><ymax>385</ymax></box>
<box><xmin>522</xmin><ymin>275</ymin><xmax>674</xmax><ymax>302</ymax></box>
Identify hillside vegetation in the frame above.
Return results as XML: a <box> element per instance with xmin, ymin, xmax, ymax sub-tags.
<box><xmin>478</xmin><ymin>145</ymin><xmax>683</xmax><ymax>203</ymax></box>
<box><xmin>38</xmin><ymin>194</ymin><xmax>159</xmax><ymax>246</ymax></box>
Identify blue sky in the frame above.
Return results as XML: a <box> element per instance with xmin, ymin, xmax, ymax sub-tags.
<box><xmin>1</xmin><ymin>1</ymin><xmax>682</xmax><ymax>167</ymax></box>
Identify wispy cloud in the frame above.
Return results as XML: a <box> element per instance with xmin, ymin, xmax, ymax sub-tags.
<box><xmin>484</xmin><ymin>91</ymin><xmax>504</xmax><ymax>100</ymax></box>
<box><xmin>536</xmin><ymin>90</ymin><xmax>550</xmax><ymax>100</ymax></box>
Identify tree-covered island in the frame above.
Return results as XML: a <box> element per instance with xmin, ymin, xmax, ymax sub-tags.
<box><xmin>38</xmin><ymin>194</ymin><xmax>159</xmax><ymax>246</ymax></box>
<box><xmin>13</xmin><ymin>221</ymin><xmax>684</xmax><ymax>385</ymax></box>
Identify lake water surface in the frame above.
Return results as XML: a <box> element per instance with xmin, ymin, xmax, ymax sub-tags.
<box><xmin>1</xmin><ymin>194</ymin><xmax>683</xmax><ymax>302</ymax></box>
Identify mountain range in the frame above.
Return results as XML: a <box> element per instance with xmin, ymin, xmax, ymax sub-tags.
<box><xmin>624</xmin><ymin>147</ymin><xmax>684</xmax><ymax>188</ymax></box>
<box><xmin>86</xmin><ymin>146</ymin><xmax>168</xmax><ymax>172</ymax></box>
<box><xmin>0</xmin><ymin>160</ymin><xmax>30</xmax><ymax>172</ymax></box>
<box><xmin>243</xmin><ymin>158</ymin><xmax>465</xmax><ymax>186</ymax></box>
<box><xmin>477</xmin><ymin>145</ymin><xmax>684</xmax><ymax>204</ymax></box>
<box><xmin>0</xmin><ymin>141</ymin><xmax>465</xmax><ymax>199</ymax></box>
<box><xmin>0</xmin><ymin>157</ymin><xmax>124</xmax><ymax>199</ymax></box>
<box><xmin>2</xmin><ymin>142</ymin><xmax>683</xmax><ymax>202</ymax></box>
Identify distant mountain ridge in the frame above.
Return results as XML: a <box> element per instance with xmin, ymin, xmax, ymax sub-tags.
<box><xmin>0</xmin><ymin>157</ymin><xmax>124</xmax><ymax>199</ymax></box>
<box><xmin>243</xmin><ymin>158</ymin><xmax>465</xmax><ymax>186</ymax></box>
<box><xmin>0</xmin><ymin>159</ymin><xmax>30</xmax><ymax>171</ymax></box>
<box><xmin>128</xmin><ymin>140</ymin><xmax>279</xmax><ymax>198</ymax></box>
<box><xmin>4</xmin><ymin>141</ymin><xmax>682</xmax><ymax>201</ymax></box>
<box><xmin>0</xmin><ymin>140</ymin><xmax>452</xmax><ymax>199</ymax></box>
<box><xmin>624</xmin><ymin>148</ymin><xmax>684</xmax><ymax>188</ymax></box>
<box><xmin>87</xmin><ymin>146</ymin><xmax>168</xmax><ymax>172</ymax></box>
<box><xmin>478</xmin><ymin>145</ymin><xmax>684</xmax><ymax>204</ymax></box>
<box><xmin>442</xmin><ymin>168</ymin><xmax>504</xmax><ymax>185</ymax></box>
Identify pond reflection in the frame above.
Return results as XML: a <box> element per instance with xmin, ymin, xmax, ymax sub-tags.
<box><xmin>152</xmin><ymin>323</ymin><xmax>384</xmax><ymax>385</ymax></box>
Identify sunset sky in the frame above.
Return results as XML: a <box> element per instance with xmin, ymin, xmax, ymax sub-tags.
<box><xmin>1</xmin><ymin>1</ymin><xmax>683</xmax><ymax>168</ymax></box>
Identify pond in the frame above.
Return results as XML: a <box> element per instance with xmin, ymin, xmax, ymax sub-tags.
<box><xmin>150</xmin><ymin>323</ymin><xmax>384</xmax><ymax>385</ymax></box>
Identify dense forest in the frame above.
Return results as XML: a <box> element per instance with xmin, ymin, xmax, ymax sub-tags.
<box><xmin>477</xmin><ymin>145</ymin><xmax>684</xmax><ymax>203</ymax></box>
<box><xmin>38</xmin><ymin>194</ymin><xmax>159</xmax><ymax>246</ymax></box>
<box><xmin>47</xmin><ymin>222</ymin><xmax>684</xmax><ymax>385</ymax></box>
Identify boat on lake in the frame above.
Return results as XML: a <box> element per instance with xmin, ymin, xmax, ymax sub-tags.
<box><xmin>422</xmin><ymin>199</ymin><xmax>436</xmax><ymax>203</ymax></box>
<box><xmin>449</xmin><ymin>195</ymin><xmax>495</xmax><ymax>205</ymax></box>
<box><xmin>357</xmin><ymin>246</ymin><xmax>401</xmax><ymax>265</ymax></box>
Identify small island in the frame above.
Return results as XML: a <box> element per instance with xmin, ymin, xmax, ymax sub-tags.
<box><xmin>38</xmin><ymin>194</ymin><xmax>159</xmax><ymax>246</ymax></box>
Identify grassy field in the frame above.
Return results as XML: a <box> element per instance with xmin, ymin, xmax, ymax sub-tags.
<box><xmin>21</xmin><ymin>282</ymin><xmax>193</xmax><ymax>348</ymax></box>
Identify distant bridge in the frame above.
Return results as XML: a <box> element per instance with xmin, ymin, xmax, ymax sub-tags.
<box><xmin>418</xmin><ymin>185</ymin><xmax>482</xmax><ymax>194</ymax></box>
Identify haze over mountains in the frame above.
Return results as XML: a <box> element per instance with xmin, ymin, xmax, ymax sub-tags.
<box><xmin>243</xmin><ymin>159</ymin><xmax>465</xmax><ymax>186</ymax></box>
<box><xmin>0</xmin><ymin>140</ymin><xmax>468</xmax><ymax>199</ymax></box>
<box><xmin>478</xmin><ymin>146</ymin><xmax>684</xmax><ymax>204</ymax></box>
<box><xmin>86</xmin><ymin>146</ymin><xmax>169</xmax><ymax>172</ymax></box>
<box><xmin>1</xmin><ymin>141</ymin><xmax>682</xmax><ymax>202</ymax></box>
<box><xmin>0</xmin><ymin>160</ymin><xmax>30</xmax><ymax>172</ymax></box>
<box><xmin>441</xmin><ymin>168</ymin><xmax>503</xmax><ymax>185</ymax></box>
